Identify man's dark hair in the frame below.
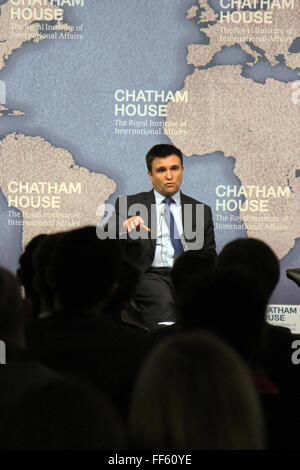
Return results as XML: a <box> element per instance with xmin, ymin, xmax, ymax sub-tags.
<box><xmin>146</xmin><ymin>144</ymin><xmax>183</xmax><ymax>172</ymax></box>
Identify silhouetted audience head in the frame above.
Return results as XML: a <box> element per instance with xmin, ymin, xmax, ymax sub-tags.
<box><xmin>104</xmin><ymin>254</ymin><xmax>141</xmax><ymax>322</ymax></box>
<box><xmin>32</xmin><ymin>233</ymin><xmax>62</xmax><ymax>315</ymax></box>
<box><xmin>217</xmin><ymin>238</ymin><xmax>280</xmax><ymax>299</ymax></box>
<box><xmin>178</xmin><ymin>269</ymin><xmax>267</xmax><ymax>362</ymax></box>
<box><xmin>130</xmin><ymin>331</ymin><xmax>265</xmax><ymax>450</ymax></box>
<box><xmin>171</xmin><ymin>250</ymin><xmax>216</xmax><ymax>298</ymax></box>
<box><xmin>17</xmin><ymin>234</ymin><xmax>47</xmax><ymax>319</ymax></box>
<box><xmin>1</xmin><ymin>377</ymin><xmax>127</xmax><ymax>450</ymax></box>
<box><xmin>0</xmin><ymin>267</ymin><xmax>24</xmax><ymax>349</ymax></box>
<box><xmin>49</xmin><ymin>226</ymin><xmax>121</xmax><ymax>314</ymax></box>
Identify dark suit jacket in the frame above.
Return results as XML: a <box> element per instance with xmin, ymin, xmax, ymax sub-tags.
<box><xmin>112</xmin><ymin>189</ymin><xmax>216</xmax><ymax>271</ymax></box>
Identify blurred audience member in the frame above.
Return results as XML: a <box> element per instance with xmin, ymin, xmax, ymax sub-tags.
<box><xmin>0</xmin><ymin>266</ymin><xmax>27</xmax><ymax>355</ymax></box>
<box><xmin>31</xmin><ymin>232</ymin><xmax>63</xmax><ymax>318</ymax></box>
<box><xmin>153</xmin><ymin>249</ymin><xmax>216</xmax><ymax>341</ymax></box>
<box><xmin>171</xmin><ymin>249</ymin><xmax>216</xmax><ymax>302</ymax></box>
<box><xmin>26</xmin><ymin>226</ymin><xmax>153</xmax><ymax>420</ymax></box>
<box><xmin>217</xmin><ymin>237</ymin><xmax>280</xmax><ymax>299</ymax></box>
<box><xmin>130</xmin><ymin>331</ymin><xmax>265</xmax><ymax>450</ymax></box>
<box><xmin>1</xmin><ymin>377</ymin><xmax>127</xmax><ymax>450</ymax></box>
<box><xmin>217</xmin><ymin>237</ymin><xmax>300</xmax><ymax>394</ymax></box>
<box><xmin>17</xmin><ymin>234</ymin><xmax>47</xmax><ymax>320</ymax></box>
<box><xmin>178</xmin><ymin>269</ymin><xmax>267</xmax><ymax>364</ymax></box>
<box><xmin>0</xmin><ymin>267</ymin><xmax>61</xmax><ymax>433</ymax></box>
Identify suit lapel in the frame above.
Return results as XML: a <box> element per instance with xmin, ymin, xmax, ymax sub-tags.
<box><xmin>180</xmin><ymin>192</ymin><xmax>189</xmax><ymax>234</ymax></box>
<box><xmin>180</xmin><ymin>192</ymin><xmax>199</xmax><ymax>244</ymax></box>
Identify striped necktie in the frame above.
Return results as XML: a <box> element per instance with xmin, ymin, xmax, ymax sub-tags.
<box><xmin>163</xmin><ymin>197</ymin><xmax>184</xmax><ymax>260</ymax></box>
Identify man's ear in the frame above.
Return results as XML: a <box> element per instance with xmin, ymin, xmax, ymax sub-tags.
<box><xmin>148</xmin><ymin>170</ymin><xmax>152</xmax><ymax>181</ymax></box>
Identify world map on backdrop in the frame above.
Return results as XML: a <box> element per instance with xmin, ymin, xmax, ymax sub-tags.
<box><xmin>0</xmin><ymin>0</ymin><xmax>300</xmax><ymax>329</ymax></box>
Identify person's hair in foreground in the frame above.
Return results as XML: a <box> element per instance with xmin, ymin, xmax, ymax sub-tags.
<box><xmin>171</xmin><ymin>250</ymin><xmax>216</xmax><ymax>300</ymax></box>
<box><xmin>48</xmin><ymin>226</ymin><xmax>121</xmax><ymax>315</ymax></box>
<box><xmin>0</xmin><ymin>267</ymin><xmax>24</xmax><ymax>350</ymax></box>
<box><xmin>217</xmin><ymin>237</ymin><xmax>280</xmax><ymax>299</ymax></box>
<box><xmin>32</xmin><ymin>232</ymin><xmax>62</xmax><ymax>316</ymax></box>
<box><xmin>178</xmin><ymin>269</ymin><xmax>268</xmax><ymax>363</ymax></box>
<box><xmin>0</xmin><ymin>377</ymin><xmax>127</xmax><ymax>450</ymax></box>
<box><xmin>17</xmin><ymin>234</ymin><xmax>47</xmax><ymax>319</ymax></box>
<box><xmin>129</xmin><ymin>331</ymin><xmax>265</xmax><ymax>450</ymax></box>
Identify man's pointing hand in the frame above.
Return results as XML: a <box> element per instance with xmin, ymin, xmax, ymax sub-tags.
<box><xmin>124</xmin><ymin>216</ymin><xmax>150</xmax><ymax>233</ymax></box>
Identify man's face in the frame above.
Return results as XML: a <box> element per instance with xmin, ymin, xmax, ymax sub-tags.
<box><xmin>148</xmin><ymin>154</ymin><xmax>184</xmax><ymax>197</ymax></box>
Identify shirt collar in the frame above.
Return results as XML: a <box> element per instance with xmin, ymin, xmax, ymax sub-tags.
<box><xmin>154</xmin><ymin>189</ymin><xmax>181</xmax><ymax>205</ymax></box>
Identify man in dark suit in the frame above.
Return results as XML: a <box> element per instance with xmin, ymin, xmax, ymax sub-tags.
<box><xmin>105</xmin><ymin>144</ymin><xmax>216</xmax><ymax>331</ymax></box>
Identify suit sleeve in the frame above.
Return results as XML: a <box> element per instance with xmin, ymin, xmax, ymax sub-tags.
<box><xmin>112</xmin><ymin>196</ymin><xmax>128</xmax><ymax>239</ymax></box>
<box><xmin>97</xmin><ymin>196</ymin><xmax>126</xmax><ymax>240</ymax></box>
